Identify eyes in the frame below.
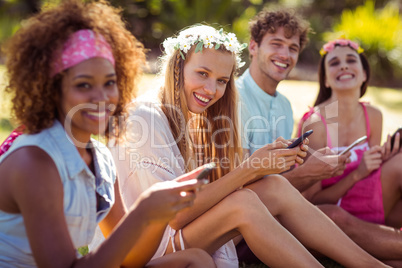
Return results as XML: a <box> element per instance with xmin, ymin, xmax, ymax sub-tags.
<box><xmin>198</xmin><ymin>71</ymin><xmax>229</xmax><ymax>85</ymax></box>
<box><xmin>328</xmin><ymin>57</ymin><xmax>358</xmax><ymax>67</ymax></box>
<box><xmin>76</xmin><ymin>79</ymin><xmax>117</xmax><ymax>90</ymax></box>
<box><xmin>270</xmin><ymin>42</ymin><xmax>299</xmax><ymax>53</ymax></box>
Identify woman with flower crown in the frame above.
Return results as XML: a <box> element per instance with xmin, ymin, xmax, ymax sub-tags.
<box><xmin>113</xmin><ymin>24</ymin><xmax>389</xmax><ymax>267</ymax></box>
<box><xmin>298</xmin><ymin>38</ymin><xmax>402</xmax><ymax>265</ymax></box>
<box><xmin>0</xmin><ymin>1</ymin><xmax>216</xmax><ymax>267</ymax></box>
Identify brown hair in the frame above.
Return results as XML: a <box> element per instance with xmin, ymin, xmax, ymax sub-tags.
<box><xmin>159</xmin><ymin>25</ymin><xmax>243</xmax><ymax>182</ymax></box>
<box><xmin>314</xmin><ymin>49</ymin><xmax>370</xmax><ymax>106</ymax></box>
<box><xmin>3</xmin><ymin>0</ymin><xmax>145</xmax><ymax>139</ymax></box>
<box><xmin>249</xmin><ymin>9</ymin><xmax>311</xmax><ymax>51</ymax></box>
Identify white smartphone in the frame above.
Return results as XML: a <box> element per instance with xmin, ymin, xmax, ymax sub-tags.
<box><xmin>339</xmin><ymin>136</ymin><xmax>367</xmax><ymax>155</ymax></box>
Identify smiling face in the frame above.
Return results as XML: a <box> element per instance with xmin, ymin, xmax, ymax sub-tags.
<box><xmin>324</xmin><ymin>46</ymin><xmax>367</xmax><ymax>92</ymax></box>
<box><xmin>59</xmin><ymin>57</ymin><xmax>118</xmax><ymax>141</ymax></box>
<box><xmin>249</xmin><ymin>27</ymin><xmax>300</xmax><ymax>92</ymax></box>
<box><xmin>183</xmin><ymin>48</ymin><xmax>235</xmax><ymax>114</ymax></box>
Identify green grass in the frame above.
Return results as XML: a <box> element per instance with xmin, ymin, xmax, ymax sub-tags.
<box><xmin>0</xmin><ymin>68</ymin><xmax>398</xmax><ymax>266</ymax></box>
<box><xmin>1</xmin><ymin>68</ymin><xmax>402</xmax><ymax>143</ymax></box>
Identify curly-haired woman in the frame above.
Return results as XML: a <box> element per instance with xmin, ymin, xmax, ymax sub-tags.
<box><xmin>0</xmin><ymin>1</ymin><xmax>214</xmax><ymax>267</ymax></box>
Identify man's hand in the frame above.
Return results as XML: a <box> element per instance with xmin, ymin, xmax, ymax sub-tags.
<box><xmin>284</xmin><ymin>147</ymin><xmax>349</xmax><ymax>192</ymax></box>
<box><xmin>302</xmin><ymin>147</ymin><xmax>349</xmax><ymax>180</ymax></box>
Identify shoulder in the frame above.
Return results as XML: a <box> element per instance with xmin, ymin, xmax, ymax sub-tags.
<box><xmin>276</xmin><ymin>92</ymin><xmax>292</xmax><ymax>107</ymax></box>
<box><xmin>0</xmin><ymin>146</ymin><xmax>62</xmax><ymax>210</ymax></box>
<box><xmin>364</xmin><ymin>103</ymin><xmax>382</xmax><ymax>122</ymax></box>
<box><xmin>129</xmin><ymin>100</ymin><xmax>165</xmax><ymax>121</ymax></box>
<box><xmin>300</xmin><ymin>106</ymin><xmax>327</xmax><ymax>148</ymax></box>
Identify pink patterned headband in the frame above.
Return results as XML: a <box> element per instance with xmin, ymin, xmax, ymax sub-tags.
<box><xmin>52</xmin><ymin>29</ymin><xmax>115</xmax><ymax>77</ymax></box>
<box><xmin>319</xmin><ymin>38</ymin><xmax>364</xmax><ymax>57</ymax></box>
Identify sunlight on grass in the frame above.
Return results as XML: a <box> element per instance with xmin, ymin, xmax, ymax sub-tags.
<box><xmin>279</xmin><ymin>80</ymin><xmax>402</xmax><ymax>143</ymax></box>
<box><xmin>0</xmin><ymin>67</ymin><xmax>401</xmax><ymax>144</ymax></box>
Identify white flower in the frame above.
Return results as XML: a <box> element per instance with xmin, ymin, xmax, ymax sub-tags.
<box><xmin>162</xmin><ymin>25</ymin><xmax>247</xmax><ymax>69</ymax></box>
<box><xmin>180</xmin><ymin>40</ymin><xmax>192</xmax><ymax>53</ymax></box>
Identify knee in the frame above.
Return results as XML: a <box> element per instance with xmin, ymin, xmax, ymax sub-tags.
<box><xmin>228</xmin><ymin>188</ymin><xmax>261</xmax><ymax>209</ymax></box>
<box><xmin>260</xmin><ymin>174</ymin><xmax>300</xmax><ymax>199</ymax></box>
<box><xmin>387</xmin><ymin>153</ymin><xmax>402</xmax><ymax>175</ymax></box>
<box><xmin>225</xmin><ymin>189</ymin><xmax>265</xmax><ymax>218</ymax></box>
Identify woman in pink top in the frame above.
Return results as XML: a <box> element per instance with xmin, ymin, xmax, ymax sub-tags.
<box><xmin>299</xmin><ymin>38</ymin><xmax>402</xmax><ymax>237</ymax></box>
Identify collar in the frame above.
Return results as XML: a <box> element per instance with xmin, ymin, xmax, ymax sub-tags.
<box><xmin>47</xmin><ymin>120</ymin><xmax>93</xmax><ymax>179</ymax></box>
<box><xmin>243</xmin><ymin>68</ymin><xmax>278</xmax><ymax>99</ymax></box>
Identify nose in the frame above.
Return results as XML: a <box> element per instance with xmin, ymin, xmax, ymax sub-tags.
<box><xmin>278</xmin><ymin>47</ymin><xmax>290</xmax><ymax>60</ymax></box>
<box><xmin>340</xmin><ymin>61</ymin><xmax>349</xmax><ymax>71</ymax></box>
<box><xmin>203</xmin><ymin>80</ymin><xmax>216</xmax><ymax>95</ymax></box>
<box><xmin>92</xmin><ymin>86</ymin><xmax>109</xmax><ymax>103</ymax></box>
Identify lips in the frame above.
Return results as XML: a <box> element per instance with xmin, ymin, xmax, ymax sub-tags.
<box><xmin>84</xmin><ymin>109</ymin><xmax>110</xmax><ymax>121</ymax></box>
<box><xmin>193</xmin><ymin>92</ymin><xmax>211</xmax><ymax>106</ymax></box>
<box><xmin>273</xmin><ymin>60</ymin><xmax>288</xmax><ymax>69</ymax></box>
<box><xmin>338</xmin><ymin>73</ymin><xmax>354</xmax><ymax>81</ymax></box>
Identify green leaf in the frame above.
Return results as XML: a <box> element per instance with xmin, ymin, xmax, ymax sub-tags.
<box><xmin>179</xmin><ymin>50</ymin><xmax>185</xmax><ymax>60</ymax></box>
<box><xmin>195</xmin><ymin>41</ymin><xmax>203</xmax><ymax>53</ymax></box>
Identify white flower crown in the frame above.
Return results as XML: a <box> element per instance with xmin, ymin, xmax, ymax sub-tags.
<box><xmin>162</xmin><ymin>25</ymin><xmax>247</xmax><ymax>68</ymax></box>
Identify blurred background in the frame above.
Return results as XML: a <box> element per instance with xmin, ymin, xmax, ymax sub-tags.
<box><xmin>1</xmin><ymin>0</ymin><xmax>402</xmax><ymax>87</ymax></box>
<box><xmin>0</xmin><ymin>0</ymin><xmax>402</xmax><ymax>142</ymax></box>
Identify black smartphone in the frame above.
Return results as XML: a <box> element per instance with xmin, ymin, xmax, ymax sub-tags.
<box><xmin>287</xmin><ymin>130</ymin><xmax>314</xmax><ymax>148</ymax></box>
<box><xmin>196</xmin><ymin>162</ymin><xmax>216</xmax><ymax>181</ymax></box>
<box><xmin>390</xmin><ymin>127</ymin><xmax>402</xmax><ymax>151</ymax></box>
<box><xmin>339</xmin><ymin>136</ymin><xmax>367</xmax><ymax>155</ymax></box>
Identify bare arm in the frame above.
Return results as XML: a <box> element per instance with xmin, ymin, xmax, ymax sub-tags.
<box><xmin>284</xmin><ymin>116</ymin><xmax>348</xmax><ymax>193</ymax></box>
<box><xmin>96</xmin><ymin>171</ymin><xmax>205</xmax><ymax>267</ymax></box>
<box><xmin>305</xmin><ymin>106</ymin><xmax>382</xmax><ymax>204</ymax></box>
<box><xmin>170</xmin><ymin>142</ymin><xmax>300</xmax><ymax>229</ymax></box>
<box><xmin>1</xmin><ymin>147</ymin><xmax>202</xmax><ymax>268</ymax></box>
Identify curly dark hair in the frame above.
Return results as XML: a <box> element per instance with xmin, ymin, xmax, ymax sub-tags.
<box><xmin>249</xmin><ymin>9</ymin><xmax>311</xmax><ymax>51</ymax></box>
<box><xmin>3</xmin><ymin>0</ymin><xmax>146</xmax><ymax>139</ymax></box>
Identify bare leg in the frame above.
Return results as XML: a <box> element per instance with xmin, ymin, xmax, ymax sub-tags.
<box><xmin>386</xmin><ymin>200</ymin><xmax>402</xmax><ymax>228</ymax></box>
<box><xmin>166</xmin><ymin>188</ymin><xmax>323</xmax><ymax>267</ymax></box>
<box><xmin>246</xmin><ymin>175</ymin><xmax>388</xmax><ymax>268</ymax></box>
<box><xmin>319</xmin><ymin>204</ymin><xmax>402</xmax><ymax>266</ymax></box>
<box><xmin>146</xmin><ymin>248</ymin><xmax>216</xmax><ymax>268</ymax></box>
<box><xmin>381</xmin><ymin>153</ymin><xmax>402</xmax><ymax>227</ymax></box>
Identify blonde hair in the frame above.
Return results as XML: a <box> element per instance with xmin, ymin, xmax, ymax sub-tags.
<box><xmin>159</xmin><ymin>26</ymin><xmax>243</xmax><ymax>182</ymax></box>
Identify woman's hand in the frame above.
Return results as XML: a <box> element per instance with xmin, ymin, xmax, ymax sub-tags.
<box><xmin>134</xmin><ymin>170</ymin><xmax>205</xmax><ymax>224</ymax></box>
<box><xmin>277</xmin><ymin>136</ymin><xmax>309</xmax><ymax>164</ymax></box>
<box><xmin>355</xmin><ymin>146</ymin><xmax>382</xmax><ymax>179</ymax></box>
<box><xmin>242</xmin><ymin>140</ymin><xmax>299</xmax><ymax>177</ymax></box>
<box><xmin>381</xmin><ymin>133</ymin><xmax>400</xmax><ymax>162</ymax></box>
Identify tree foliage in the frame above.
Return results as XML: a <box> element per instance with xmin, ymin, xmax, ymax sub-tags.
<box><xmin>323</xmin><ymin>0</ymin><xmax>402</xmax><ymax>86</ymax></box>
<box><xmin>0</xmin><ymin>0</ymin><xmax>401</xmax><ymax>86</ymax></box>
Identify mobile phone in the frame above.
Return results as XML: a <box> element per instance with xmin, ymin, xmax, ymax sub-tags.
<box><xmin>287</xmin><ymin>130</ymin><xmax>314</xmax><ymax>148</ymax></box>
<box><xmin>390</xmin><ymin>127</ymin><xmax>402</xmax><ymax>151</ymax></box>
<box><xmin>196</xmin><ymin>162</ymin><xmax>216</xmax><ymax>181</ymax></box>
<box><xmin>339</xmin><ymin>136</ymin><xmax>367</xmax><ymax>155</ymax></box>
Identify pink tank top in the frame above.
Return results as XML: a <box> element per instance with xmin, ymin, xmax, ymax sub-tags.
<box><xmin>299</xmin><ymin>103</ymin><xmax>384</xmax><ymax>224</ymax></box>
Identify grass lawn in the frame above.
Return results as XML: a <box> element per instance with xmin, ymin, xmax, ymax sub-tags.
<box><xmin>1</xmin><ymin>69</ymin><xmax>402</xmax><ymax>143</ymax></box>
<box><xmin>0</xmin><ymin>69</ymin><xmax>400</xmax><ymax>267</ymax></box>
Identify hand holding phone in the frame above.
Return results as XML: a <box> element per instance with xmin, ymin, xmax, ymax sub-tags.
<box><xmin>287</xmin><ymin>130</ymin><xmax>314</xmax><ymax>149</ymax></box>
<box><xmin>196</xmin><ymin>162</ymin><xmax>216</xmax><ymax>181</ymax></box>
<box><xmin>390</xmin><ymin>127</ymin><xmax>402</xmax><ymax>151</ymax></box>
<box><xmin>339</xmin><ymin>136</ymin><xmax>367</xmax><ymax>155</ymax></box>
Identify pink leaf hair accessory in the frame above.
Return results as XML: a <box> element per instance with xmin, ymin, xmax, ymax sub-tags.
<box><xmin>52</xmin><ymin>29</ymin><xmax>115</xmax><ymax>76</ymax></box>
<box><xmin>319</xmin><ymin>38</ymin><xmax>364</xmax><ymax>57</ymax></box>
